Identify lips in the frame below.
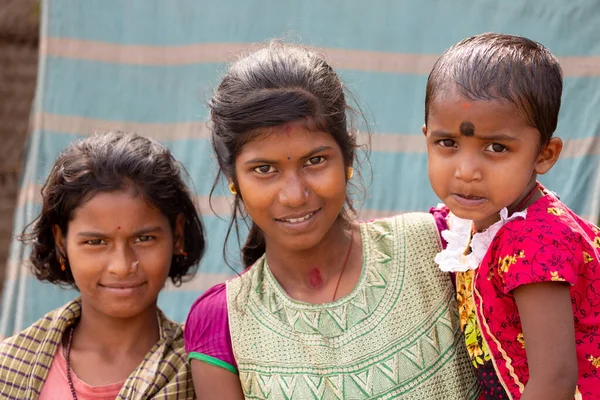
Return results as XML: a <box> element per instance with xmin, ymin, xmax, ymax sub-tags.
<box><xmin>100</xmin><ymin>282</ymin><xmax>145</xmax><ymax>289</ymax></box>
<box><xmin>276</xmin><ymin>209</ymin><xmax>319</xmax><ymax>224</ymax></box>
<box><xmin>451</xmin><ymin>193</ymin><xmax>487</xmax><ymax>207</ymax></box>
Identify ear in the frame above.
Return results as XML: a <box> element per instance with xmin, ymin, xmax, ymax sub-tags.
<box><xmin>52</xmin><ymin>224</ymin><xmax>67</xmax><ymax>261</ymax></box>
<box><xmin>421</xmin><ymin>124</ymin><xmax>428</xmax><ymax>137</ymax></box>
<box><xmin>173</xmin><ymin>213</ymin><xmax>186</xmax><ymax>251</ymax></box>
<box><xmin>534</xmin><ymin>137</ymin><xmax>562</xmax><ymax>175</ymax></box>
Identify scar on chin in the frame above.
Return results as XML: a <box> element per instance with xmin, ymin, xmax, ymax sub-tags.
<box><xmin>459</xmin><ymin>121</ymin><xmax>475</xmax><ymax>136</ymax></box>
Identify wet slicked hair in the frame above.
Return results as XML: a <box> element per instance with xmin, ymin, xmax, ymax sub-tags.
<box><xmin>425</xmin><ymin>32</ymin><xmax>563</xmax><ymax>145</ymax></box>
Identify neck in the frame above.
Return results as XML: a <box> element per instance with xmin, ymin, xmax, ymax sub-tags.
<box><xmin>265</xmin><ymin>218</ymin><xmax>357</xmax><ymax>301</ymax></box>
<box><xmin>73</xmin><ymin>300</ymin><xmax>160</xmax><ymax>356</ymax></box>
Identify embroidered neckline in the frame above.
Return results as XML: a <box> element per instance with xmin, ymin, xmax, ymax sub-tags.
<box><xmin>435</xmin><ymin>207</ymin><xmax>527</xmax><ymax>273</ymax></box>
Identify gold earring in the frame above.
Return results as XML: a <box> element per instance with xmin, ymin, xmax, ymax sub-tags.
<box><xmin>60</xmin><ymin>259</ymin><xmax>66</xmax><ymax>271</ymax></box>
<box><xmin>229</xmin><ymin>182</ymin><xmax>237</xmax><ymax>195</ymax></box>
<box><xmin>346</xmin><ymin>167</ymin><xmax>354</xmax><ymax>180</ymax></box>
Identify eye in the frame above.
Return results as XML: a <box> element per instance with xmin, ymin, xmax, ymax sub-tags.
<box><xmin>84</xmin><ymin>239</ymin><xmax>106</xmax><ymax>246</ymax></box>
<box><xmin>135</xmin><ymin>235</ymin><xmax>155</xmax><ymax>243</ymax></box>
<box><xmin>253</xmin><ymin>165</ymin><xmax>276</xmax><ymax>174</ymax></box>
<box><xmin>485</xmin><ymin>143</ymin><xmax>507</xmax><ymax>153</ymax></box>
<box><xmin>305</xmin><ymin>156</ymin><xmax>325</xmax><ymax>166</ymax></box>
<box><xmin>437</xmin><ymin>139</ymin><xmax>457</xmax><ymax>148</ymax></box>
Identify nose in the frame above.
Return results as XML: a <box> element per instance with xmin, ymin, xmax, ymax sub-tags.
<box><xmin>278</xmin><ymin>172</ymin><xmax>309</xmax><ymax>208</ymax></box>
<box><xmin>454</xmin><ymin>156</ymin><xmax>482</xmax><ymax>182</ymax></box>
<box><xmin>108</xmin><ymin>244</ymin><xmax>136</xmax><ymax>277</ymax></box>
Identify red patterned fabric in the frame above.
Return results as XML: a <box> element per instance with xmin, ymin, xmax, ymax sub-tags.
<box><xmin>456</xmin><ymin>194</ymin><xmax>600</xmax><ymax>399</ymax></box>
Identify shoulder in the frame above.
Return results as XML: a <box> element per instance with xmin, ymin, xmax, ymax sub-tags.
<box><xmin>0</xmin><ymin>309</ymin><xmax>58</xmax><ymax>379</ymax></box>
<box><xmin>491</xmin><ymin>196</ymin><xmax>585</xmax><ymax>292</ymax></box>
<box><xmin>184</xmin><ymin>283</ymin><xmax>228</xmax><ymax>350</ymax></box>
<box><xmin>361</xmin><ymin>211</ymin><xmax>438</xmax><ymax>232</ymax></box>
<box><xmin>497</xmin><ymin>195</ymin><xmax>589</xmax><ymax>251</ymax></box>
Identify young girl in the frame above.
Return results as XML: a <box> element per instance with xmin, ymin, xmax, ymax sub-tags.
<box><xmin>0</xmin><ymin>131</ymin><xmax>204</xmax><ymax>399</ymax></box>
<box><xmin>185</xmin><ymin>42</ymin><xmax>481</xmax><ymax>399</ymax></box>
<box><xmin>424</xmin><ymin>33</ymin><xmax>600</xmax><ymax>399</ymax></box>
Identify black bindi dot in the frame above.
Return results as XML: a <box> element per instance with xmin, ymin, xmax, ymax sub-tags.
<box><xmin>459</xmin><ymin>121</ymin><xmax>475</xmax><ymax>137</ymax></box>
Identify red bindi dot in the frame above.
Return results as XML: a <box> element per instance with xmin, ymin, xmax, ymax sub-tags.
<box><xmin>461</xmin><ymin>102</ymin><xmax>472</xmax><ymax>109</ymax></box>
<box><xmin>117</xmin><ymin>226</ymin><xmax>121</xmax><ymax>231</ymax></box>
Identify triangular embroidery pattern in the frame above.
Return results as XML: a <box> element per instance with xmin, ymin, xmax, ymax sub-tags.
<box><xmin>285</xmin><ymin>307</ymin><xmax>301</xmax><ymax>329</ymax></box>
<box><xmin>241</xmin><ymin>371</ymin><xmax>255</xmax><ymax>396</ymax></box>
<box><xmin>301</xmin><ymin>310</ymin><xmax>321</xmax><ymax>332</ymax></box>
<box><xmin>325</xmin><ymin>304</ymin><xmax>348</xmax><ymax>331</ymax></box>
<box><xmin>365</xmin><ymin>267</ymin><xmax>387</xmax><ymax>288</ymax></box>
<box><xmin>350</xmin><ymin>288</ymin><xmax>370</xmax><ymax>314</ymax></box>
<box><xmin>424</xmin><ymin>325</ymin><xmax>441</xmax><ymax>354</ymax></box>
<box><xmin>268</xmin><ymin>292</ymin><xmax>284</xmax><ymax>314</ymax></box>
<box><xmin>324</xmin><ymin>375</ymin><xmax>344</xmax><ymax>399</ymax></box>
<box><xmin>348</xmin><ymin>368</ymin><xmax>373</xmax><ymax>397</ymax></box>
<box><xmin>370</xmin><ymin>225</ymin><xmax>390</xmax><ymax>243</ymax></box>
<box><xmin>278</xmin><ymin>375</ymin><xmax>299</xmax><ymax>400</ymax></box>
<box><xmin>304</xmin><ymin>375</ymin><xmax>326</xmax><ymax>398</ymax></box>
<box><xmin>257</xmin><ymin>374</ymin><xmax>273</xmax><ymax>397</ymax></box>
<box><xmin>401</xmin><ymin>340</ymin><xmax>425</xmax><ymax>369</ymax></box>
<box><xmin>255</xmin><ymin>278</ymin><xmax>268</xmax><ymax>295</ymax></box>
<box><xmin>373</xmin><ymin>248</ymin><xmax>392</xmax><ymax>264</ymax></box>
<box><xmin>376</xmin><ymin>353</ymin><xmax>400</xmax><ymax>384</ymax></box>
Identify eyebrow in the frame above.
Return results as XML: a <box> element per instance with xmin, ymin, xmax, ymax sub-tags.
<box><xmin>77</xmin><ymin>226</ymin><xmax>164</xmax><ymax>237</ymax></box>
<box><xmin>429</xmin><ymin>130</ymin><xmax>519</xmax><ymax>141</ymax></box>
<box><xmin>243</xmin><ymin>145</ymin><xmax>334</xmax><ymax>165</ymax></box>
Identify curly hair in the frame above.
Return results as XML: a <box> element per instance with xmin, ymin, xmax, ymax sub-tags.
<box><xmin>21</xmin><ymin>130</ymin><xmax>205</xmax><ymax>288</ymax></box>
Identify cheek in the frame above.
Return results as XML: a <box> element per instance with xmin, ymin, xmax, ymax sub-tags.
<box><xmin>67</xmin><ymin>250</ymin><xmax>101</xmax><ymax>287</ymax></box>
<box><xmin>239</xmin><ymin>185</ymin><xmax>274</xmax><ymax>219</ymax></box>
<box><xmin>311</xmin><ymin>170</ymin><xmax>346</xmax><ymax>199</ymax></box>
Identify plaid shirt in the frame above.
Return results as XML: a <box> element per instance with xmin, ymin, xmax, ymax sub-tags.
<box><xmin>0</xmin><ymin>299</ymin><xmax>194</xmax><ymax>399</ymax></box>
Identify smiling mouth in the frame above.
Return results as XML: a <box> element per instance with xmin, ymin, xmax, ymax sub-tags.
<box><xmin>100</xmin><ymin>283</ymin><xmax>145</xmax><ymax>289</ymax></box>
<box><xmin>276</xmin><ymin>210</ymin><xmax>318</xmax><ymax>224</ymax></box>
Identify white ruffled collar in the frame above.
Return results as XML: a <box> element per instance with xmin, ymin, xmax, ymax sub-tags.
<box><xmin>435</xmin><ymin>207</ymin><xmax>527</xmax><ymax>273</ymax></box>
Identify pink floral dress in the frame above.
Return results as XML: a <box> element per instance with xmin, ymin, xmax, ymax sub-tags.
<box><xmin>436</xmin><ymin>194</ymin><xmax>600</xmax><ymax>399</ymax></box>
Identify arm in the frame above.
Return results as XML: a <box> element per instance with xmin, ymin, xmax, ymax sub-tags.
<box><xmin>191</xmin><ymin>360</ymin><xmax>244</xmax><ymax>400</ymax></box>
<box><xmin>513</xmin><ymin>282</ymin><xmax>577</xmax><ymax>400</ymax></box>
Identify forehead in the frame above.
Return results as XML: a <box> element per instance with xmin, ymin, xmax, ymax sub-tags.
<box><xmin>69</xmin><ymin>190</ymin><xmax>168</xmax><ymax>230</ymax></box>
<box><xmin>238</xmin><ymin>122</ymin><xmax>340</xmax><ymax>159</ymax></box>
<box><xmin>428</xmin><ymin>86</ymin><xmax>533</xmax><ymax>133</ymax></box>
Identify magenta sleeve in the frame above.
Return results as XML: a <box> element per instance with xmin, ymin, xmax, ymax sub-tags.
<box><xmin>184</xmin><ymin>283</ymin><xmax>237</xmax><ymax>372</ymax></box>
<box><xmin>429</xmin><ymin>205</ymin><xmax>449</xmax><ymax>248</ymax></box>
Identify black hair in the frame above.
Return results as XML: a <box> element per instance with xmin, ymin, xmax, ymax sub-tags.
<box><xmin>209</xmin><ymin>42</ymin><xmax>366</xmax><ymax>268</ymax></box>
<box><xmin>22</xmin><ymin>130</ymin><xmax>205</xmax><ymax>288</ymax></box>
<box><xmin>425</xmin><ymin>32</ymin><xmax>563</xmax><ymax>145</ymax></box>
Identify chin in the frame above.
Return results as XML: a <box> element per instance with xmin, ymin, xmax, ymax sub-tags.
<box><xmin>104</xmin><ymin>300</ymin><xmax>155</xmax><ymax>319</ymax></box>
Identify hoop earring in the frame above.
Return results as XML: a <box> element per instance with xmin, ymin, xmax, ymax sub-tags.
<box><xmin>346</xmin><ymin>167</ymin><xmax>354</xmax><ymax>180</ymax></box>
<box><xmin>229</xmin><ymin>182</ymin><xmax>237</xmax><ymax>195</ymax></box>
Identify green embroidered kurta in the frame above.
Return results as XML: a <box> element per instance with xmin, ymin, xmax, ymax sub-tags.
<box><xmin>0</xmin><ymin>299</ymin><xmax>194</xmax><ymax>399</ymax></box>
<box><xmin>227</xmin><ymin>213</ymin><xmax>480</xmax><ymax>399</ymax></box>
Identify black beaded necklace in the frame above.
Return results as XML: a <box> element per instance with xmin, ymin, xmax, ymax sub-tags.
<box><xmin>65</xmin><ymin>326</ymin><xmax>78</xmax><ymax>400</ymax></box>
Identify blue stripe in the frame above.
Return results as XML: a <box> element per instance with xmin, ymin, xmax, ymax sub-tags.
<box><xmin>47</xmin><ymin>0</ymin><xmax>600</xmax><ymax>56</ymax></box>
<box><xmin>42</xmin><ymin>57</ymin><xmax>600</xmax><ymax>139</ymax></box>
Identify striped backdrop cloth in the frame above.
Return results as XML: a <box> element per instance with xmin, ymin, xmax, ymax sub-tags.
<box><xmin>2</xmin><ymin>0</ymin><xmax>599</xmax><ymax>337</ymax></box>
